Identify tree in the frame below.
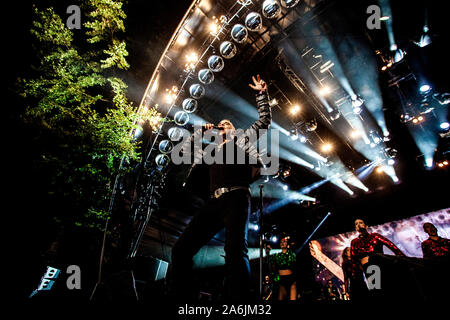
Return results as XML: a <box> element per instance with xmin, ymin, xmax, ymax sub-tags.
<box><xmin>18</xmin><ymin>0</ymin><xmax>160</xmax><ymax>230</ymax></box>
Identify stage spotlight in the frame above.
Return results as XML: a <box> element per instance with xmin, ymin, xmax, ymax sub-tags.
<box><xmin>351</xmin><ymin>96</ymin><xmax>364</xmax><ymax>108</ymax></box>
<box><xmin>245</xmin><ymin>12</ymin><xmax>263</xmax><ymax>31</ymax></box>
<box><xmin>231</xmin><ymin>24</ymin><xmax>248</xmax><ymax>43</ymax></box>
<box><xmin>353</xmin><ymin>105</ymin><xmax>362</xmax><ymax>115</ymax></box>
<box><xmin>290</xmin><ymin>105</ymin><xmax>301</xmax><ymax>115</ymax></box>
<box><xmin>262</xmin><ymin>0</ymin><xmax>281</xmax><ymax>19</ymax></box>
<box><xmin>182</xmin><ymin>98</ymin><xmax>198</xmax><ymax>113</ymax></box>
<box><xmin>282</xmin><ymin>185</ymin><xmax>288</xmax><ymax>191</ymax></box>
<box><xmin>168</xmin><ymin>127</ymin><xmax>184</xmax><ymax>142</ymax></box>
<box><xmin>299</xmin><ymin>135</ymin><xmax>307</xmax><ymax>143</ymax></box>
<box><xmin>434</xmin><ymin>92</ymin><xmax>450</xmax><ymax>105</ymax></box>
<box><xmin>381</xmin><ymin>65</ymin><xmax>387</xmax><ymax>71</ymax></box>
<box><xmin>425</xmin><ymin>158</ymin><xmax>433</xmax><ymax>168</ymax></box>
<box><xmin>438</xmin><ymin>163</ymin><xmax>444</xmax><ymax>168</ymax></box>
<box><xmin>380</xmin><ymin>16</ymin><xmax>390</xmax><ymax>21</ymax></box>
<box><xmin>350</xmin><ymin>130</ymin><xmax>361</xmax><ymax>139</ymax></box>
<box><xmin>420</xmin><ymin>84</ymin><xmax>432</xmax><ymax>94</ymax></box>
<box><xmin>198</xmin><ymin>69</ymin><xmax>214</xmax><ymax>85</ymax></box>
<box><xmin>319</xmin><ymin>86</ymin><xmax>331</xmax><ymax>96</ymax></box>
<box><xmin>321</xmin><ymin>143</ymin><xmax>333</xmax><ymax>153</ymax></box>
<box><xmin>444</xmin><ymin>161</ymin><xmax>449</xmax><ymax>166</ymax></box>
<box><xmin>283</xmin><ymin>169</ymin><xmax>291</xmax><ymax>178</ymax></box>
<box><xmin>189</xmin><ymin>83</ymin><xmax>205</xmax><ymax>99</ymax></box>
<box><xmin>269</xmin><ymin>98</ymin><xmax>278</xmax><ymax>107</ymax></box>
<box><xmin>329</xmin><ymin>109</ymin><xmax>340</xmax><ymax>121</ymax></box>
<box><xmin>155</xmin><ymin>154</ymin><xmax>170</xmax><ymax>168</ymax></box>
<box><xmin>174</xmin><ymin>111</ymin><xmax>189</xmax><ymax>126</ymax></box>
<box><xmin>219</xmin><ymin>41</ymin><xmax>237</xmax><ymax>59</ymax></box>
<box><xmin>387</xmin><ymin>159</ymin><xmax>395</xmax><ymax>165</ymax></box>
<box><xmin>305</xmin><ymin>119</ymin><xmax>317</xmax><ymax>132</ymax></box>
<box><xmin>271</xmin><ymin>235</ymin><xmax>278</xmax><ymax>243</ymax></box>
<box><xmin>289</xmin><ymin>128</ymin><xmax>298</xmax><ymax>140</ymax></box>
<box><xmin>207</xmin><ymin>55</ymin><xmax>224</xmax><ymax>72</ymax></box>
<box><xmin>159</xmin><ymin>140</ymin><xmax>173</xmax><ymax>154</ymax></box>
<box><xmin>280</xmin><ymin>0</ymin><xmax>299</xmax><ymax>8</ymax></box>
<box><xmin>209</xmin><ymin>21</ymin><xmax>219</xmax><ymax>35</ymax></box>
<box><xmin>393</xmin><ymin>49</ymin><xmax>405</xmax><ymax>63</ymax></box>
<box><xmin>165</xmin><ymin>86</ymin><xmax>178</xmax><ymax>104</ymax></box>
<box><xmin>441</xmin><ymin>122</ymin><xmax>450</xmax><ymax>130</ymax></box>
<box><xmin>376</xmin><ymin>166</ymin><xmax>384</xmax><ymax>174</ymax></box>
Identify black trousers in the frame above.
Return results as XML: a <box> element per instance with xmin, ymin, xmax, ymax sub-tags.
<box><xmin>171</xmin><ymin>189</ymin><xmax>251</xmax><ymax>301</ymax></box>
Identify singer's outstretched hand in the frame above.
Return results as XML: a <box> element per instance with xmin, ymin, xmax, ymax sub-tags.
<box><xmin>203</xmin><ymin>123</ymin><xmax>215</xmax><ymax>131</ymax></box>
<box><xmin>248</xmin><ymin>74</ymin><xmax>267</xmax><ymax>93</ymax></box>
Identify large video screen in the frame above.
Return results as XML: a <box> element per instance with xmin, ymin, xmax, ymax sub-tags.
<box><xmin>309</xmin><ymin>208</ymin><xmax>450</xmax><ymax>298</ymax></box>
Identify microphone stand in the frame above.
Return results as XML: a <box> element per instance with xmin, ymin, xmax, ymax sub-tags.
<box><xmin>258</xmin><ymin>184</ymin><xmax>264</xmax><ymax>299</ymax></box>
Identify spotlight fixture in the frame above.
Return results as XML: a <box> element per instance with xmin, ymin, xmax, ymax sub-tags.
<box><xmin>351</xmin><ymin>96</ymin><xmax>363</xmax><ymax>108</ymax></box>
<box><xmin>198</xmin><ymin>68</ymin><xmax>214</xmax><ymax>85</ymax></box>
<box><xmin>174</xmin><ymin>111</ymin><xmax>189</xmax><ymax>126</ymax></box>
<box><xmin>440</xmin><ymin>122</ymin><xmax>450</xmax><ymax>130</ymax></box>
<box><xmin>419</xmin><ymin>84</ymin><xmax>432</xmax><ymax>94</ymax></box>
<box><xmin>182</xmin><ymin>98</ymin><xmax>198</xmax><ymax>113</ymax></box>
<box><xmin>280</xmin><ymin>0</ymin><xmax>299</xmax><ymax>8</ymax></box>
<box><xmin>350</xmin><ymin>130</ymin><xmax>361</xmax><ymax>139</ymax></box>
<box><xmin>412</xmin><ymin>115</ymin><xmax>425</xmax><ymax>124</ymax></box>
<box><xmin>219</xmin><ymin>41</ymin><xmax>237</xmax><ymax>59</ymax></box>
<box><xmin>387</xmin><ymin>159</ymin><xmax>395</xmax><ymax>165</ymax></box>
<box><xmin>319</xmin><ymin>86</ymin><xmax>332</xmax><ymax>96</ymax></box>
<box><xmin>159</xmin><ymin>140</ymin><xmax>173</xmax><ymax>153</ymax></box>
<box><xmin>282</xmin><ymin>168</ymin><xmax>291</xmax><ymax>178</ymax></box>
<box><xmin>282</xmin><ymin>185</ymin><xmax>288</xmax><ymax>191</ymax></box>
<box><xmin>271</xmin><ymin>235</ymin><xmax>278</xmax><ymax>243</ymax></box>
<box><xmin>376</xmin><ymin>166</ymin><xmax>384</xmax><ymax>174</ymax></box>
<box><xmin>289</xmin><ymin>128</ymin><xmax>298</xmax><ymax>140</ymax></box>
<box><xmin>269</xmin><ymin>98</ymin><xmax>278</xmax><ymax>107</ymax></box>
<box><xmin>321</xmin><ymin>143</ymin><xmax>333</xmax><ymax>153</ymax></box>
<box><xmin>299</xmin><ymin>135</ymin><xmax>307</xmax><ymax>143</ymax></box>
<box><xmin>165</xmin><ymin>86</ymin><xmax>178</xmax><ymax>104</ymax></box>
<box><xmin>290</xmin><ymin>105</ymin><xmax>301</xmax><ymax>115</ymax></box>
<box><xmin>393</xmin><ymin>48</ymin><xmax>405</xmax><ymax>63</ymax></box>
<box><xmin>262</xmin><ymin>0</ymin><xmax>281</xmax><ymax>19</ymax></box>
<box><xmin>155</xmin><ymin>154</ymin><xmax>170</xmax><ymax>168</ymax></box>
<box><xmin>168</xmin><ymin>127</ymin><xmax>184</xmax><ymax>142</ymax></box>
<box><xmin>305</xmin><ymin>119</ymin><xmax>317</xmax><ymax>132</ymax></box>
<box><xmin>184</xmin><ymin>52</ymin><xmax>199</xmax><ymax>72</ymax></box>
<box><xmin>189</xmin><ymin>83</ymin><xmax>205</xmax><ymax>99</ymax></box>
<box><xmin>231</xmin><ymin>24</ymin><xmax>248</xmax><ymax>43</ymax></box>
<box><xmin>207</xmin><ymin>55</ymin><xmax>224</xmax><ymax>72</ymax></box>
<box><xmin>245</xmin><ymin>12</ymin><xmax>263</xmax><ymax>31</ymax></box>
<box><xmin>329</xmin><ymin>109</ymin><xmax>340</xmax><ymax>121</ymax></box>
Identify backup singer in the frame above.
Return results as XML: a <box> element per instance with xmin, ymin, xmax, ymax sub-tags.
<box><xmin>171</xmin><ymin>75</ymin><xmax>272</xmax><ymax>301</ymax></box>
<box><xmin>271</xmin><ymin>236</ymin><xmax>297</xmax><ymax>300</ymax></box>
<box><xmin>350</xmin><ymin>218</ymin><xmax>405</xmax><ymax>266</ymax></box>
<box><xmin>421</xmin><ymin>222</ymin><xmax>450</xmax><ymax>258</ymax></box>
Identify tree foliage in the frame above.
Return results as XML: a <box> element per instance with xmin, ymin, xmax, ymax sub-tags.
<box><xmin>18</xmin><ymin>0</ymin><xmax>158</xmax><ymax>230</ymax></box>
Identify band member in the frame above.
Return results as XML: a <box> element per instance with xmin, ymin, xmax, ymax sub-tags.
<box><xmin>171</xmin><ymin>75</ymin><xmax>272</xmax><ymax>301</ymax></box>
<box><xmin>351</xmin><ymin>218</ymin><xmax>405</xmax><ymax>267</ymax></box>
<box><xmin>421</xmin><ymin>222</ymin><xmax>450</xmax><ymax>258</ymax></box>
<box><xmin>341</xmin><ymin>247</ymin><xmax>368</xmax><ymax>300</ymax></box>
<box><xmin>271</xmin><ymin>236</ymin><xmax>297</xmax><ymax>300</ymax></box>
<box><xmin>325</xmin><ymin>279</ymin><xmax>339</xmax><ymax>301</ymax></box>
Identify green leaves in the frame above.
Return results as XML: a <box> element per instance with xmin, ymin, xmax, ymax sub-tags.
<box><xmin>18</xmin><ymin>0</ymin><xmax>147</xmax><ymax>230</ymax></box>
